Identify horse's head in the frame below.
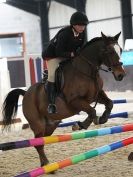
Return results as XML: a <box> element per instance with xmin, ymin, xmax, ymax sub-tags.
<box><xmin>101</xmin><ymin>32</ymin><xmax>126</xmax><ymax>81</ymax></box>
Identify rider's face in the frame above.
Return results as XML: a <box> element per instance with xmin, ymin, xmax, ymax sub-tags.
<box><xmin>73</xmin><ymin>25</ymin><xmax>86</xmax><ymax>33</ymax></box>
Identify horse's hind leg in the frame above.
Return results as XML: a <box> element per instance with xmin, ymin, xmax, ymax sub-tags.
<box><xmin>27</xmin><ymin>116</ymin><xmax>49</xmax><ymax>166</ymax></box>
<box><xmin>25</xmin><ymin>114</ymin><xmax>60</xmax><ymax>167</ymax></box>
<box><xmin>94</xmin><ymin>90</ymin><xmax>113</xmax><ymax>125</ymax></box>
<box><xmin>23</xmin><ymin>102</ymin><xmax>49</xmax><ymax>166</ymax></box>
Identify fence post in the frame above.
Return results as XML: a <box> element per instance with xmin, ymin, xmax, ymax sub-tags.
<box><xmin>0</xmin><ymin>58</ymin><xmax>11</xmax><ymax>119</ymax></box>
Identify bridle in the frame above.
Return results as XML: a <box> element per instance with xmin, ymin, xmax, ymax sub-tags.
<box><xmin>100</xmin><ymin>61</ymin><xmax>123</xmax><ymax>73</ymax></box>
<box><xmin>100</xmin><ymin>44</ymin><xmax>123</xmax><ymax>72</ymax></box>
<box><xmin>72</xmin><ymin>44</ymin><xmax>123</xmax><ymax>108</ymax></box>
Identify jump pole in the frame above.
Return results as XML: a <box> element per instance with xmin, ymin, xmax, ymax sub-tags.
<box><xmin>112</xmin><ymin>99</ymin><xmax>133</xmax><ymax>104</ymax></box>
<box><xmin>59</xmin><ymin>111</ymin><xmax>133</xmax><ymax>128</ymax></box>
<box><xmin>109</xmin><ymin>111</ymin><xmax>133</xmax><ymax>118</ymax></box>
<box><xmin>18</xmin><ymin>99</ymin><xmax>133</xmax><ymax>107</ymax></box>
<box><xmin>1</xmin><ymin>124</ymin><xmax>133</xmax><ymax>152</ymax></box>
<box><xmin>14</xmin><ymin>136</ymin><xmax>133</xmax><ymax>177</ymax></box>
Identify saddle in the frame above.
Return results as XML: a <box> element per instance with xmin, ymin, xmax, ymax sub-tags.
<box><xmin>43</xmin><ymin>59</ymin><xmax>71</xmax><ymax>96</ymax></box>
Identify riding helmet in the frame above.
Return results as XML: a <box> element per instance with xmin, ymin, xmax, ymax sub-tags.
<box><xmin>70</xmin><ymin>11</ymin><xmax>89</xmax><ymax>25</ymax></box>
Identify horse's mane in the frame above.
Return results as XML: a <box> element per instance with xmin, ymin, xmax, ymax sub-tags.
<box><xmin>83</xmin><ymin>37</ymin><xmax>102</xmax><ymax>49</ymax></box>
<box><xmin>83</xmin><ymin>35</ymin><xmax>117</xmax><ymax>49</ymax></box>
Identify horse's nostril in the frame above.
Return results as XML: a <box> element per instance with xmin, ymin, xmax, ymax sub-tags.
<box><xmin>118</xmin><ymin>74</ymin><xmax>124</xmax><ymax>81</ymax></box>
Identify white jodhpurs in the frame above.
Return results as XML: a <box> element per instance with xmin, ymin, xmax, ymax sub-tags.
<box><xmin>47</xmin><ymin>58</ymin><xmax>62</xmax><ymax>82</ymax></box>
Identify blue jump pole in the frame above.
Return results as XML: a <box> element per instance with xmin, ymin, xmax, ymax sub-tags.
<box><xmin>112</xmin><ymin>99</ymin><xmax>133</xmax><ymax>104</ymax></box>
<box><xmin>58</xmin><ymin>111</ymin><xmax>133</xmax><ymax>127</ymax></box>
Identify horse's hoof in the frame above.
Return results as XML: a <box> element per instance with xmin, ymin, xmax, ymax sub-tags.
<box><xmin>72</xmin><ymin>123</ymin><xmax>80</xmax><ymax>131</ymax></box>
<box><xmin>93</xmin><ymin>116</ymin><xmax>99</xmax><ymax>125</ymax></box>
<box><xmin>128</xmin><ymin>152</ymin><xmax>133</xmax><ymax>161</ymax></box>
<box><xmin>99</xmin><ymin>117</ymin><xmax>108</xmax><ymax>124</ymax></box>
<box><xmin>41</xmin><ymin>162</ymin><xmax>57</xmax><ymax>174</ymax></box>
<box><xmin>48</xmin><ymin>170</ymin><xmax>57</xmax><ymax>174</ymax></box>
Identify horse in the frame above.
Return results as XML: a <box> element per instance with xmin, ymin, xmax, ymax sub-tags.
<box><xmin>2</xmin><ymin>32</ymin><xmax>126</xmax><ymax>167</ymax></box>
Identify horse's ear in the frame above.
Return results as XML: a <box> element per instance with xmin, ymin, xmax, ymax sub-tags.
<box><xmin>114</xmin><ymin>32</ymin><xmax>121</xmax><ymax>41</ymax></box>
<box><xmin>101</xmin><ymin>32</ymin><xmax>108</xmax><ymax>43</ymax></box>
<box><xmin>101</xmin><ymin>32</ymin><xmax>107</xmax><ymax>39</ymax></box>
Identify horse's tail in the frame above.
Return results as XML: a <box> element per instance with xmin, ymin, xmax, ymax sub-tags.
<box><xmin>2</xmin><ymin>88</ymin><xmax>26</xmax><ymax>130</ymax></box>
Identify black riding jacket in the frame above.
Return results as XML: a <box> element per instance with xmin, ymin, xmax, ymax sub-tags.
<box><xmin>42</xmin><ymin>26</ymin><xmax>86</xmax><ymax>59</ymax></box>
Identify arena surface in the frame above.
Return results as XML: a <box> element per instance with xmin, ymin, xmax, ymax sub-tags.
<box><xmin>0</xmin><ymin>91</ymin><xmax>133</xmax><ymax>177</ymax></box>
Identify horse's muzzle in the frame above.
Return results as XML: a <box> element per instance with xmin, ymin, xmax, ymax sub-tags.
<box><xmin>113</xmin><ymin>72</ymin><xmax>126</xmax><ymax>81</ymax></box>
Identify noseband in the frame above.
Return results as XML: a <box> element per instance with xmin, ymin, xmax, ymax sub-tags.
<box><xmin>102</xmin><ymin>45</ymin><xmax>123</xmax><ymax>72</ymax></box>
<box><xmin>107</xmin><ymin>61</ymin><xmax>123</xmax><ymax>71</ymax></box>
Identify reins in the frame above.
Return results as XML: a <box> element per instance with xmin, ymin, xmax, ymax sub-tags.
<box><xmin>72</xmin><ymin>54</ymin><xmax>101</xmax><ymax>108</ymax></box>
<box><xmin>73</xmin><ymin>54</ymin><xmax>99</xmax><ymax>78</ymax></box>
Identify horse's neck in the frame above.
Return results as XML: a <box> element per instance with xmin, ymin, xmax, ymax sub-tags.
<box><xmin>70</xmin><ymin>41</ymin><xmax>105</xmax><ymax>77</ymax></box>
<box><xmin>71</xmin><ymin>55</ymin><xmax>98</xmax><ymax>77</ymax></box>
<box><xmin>63</xmin><ymin>41</ymin><xmax>103</xmax><ymax>78</ymax></box>
<box><xmin>80</xmin><ymin>40</ymin><xmax>103</xmax><ymax>66</ymax></box>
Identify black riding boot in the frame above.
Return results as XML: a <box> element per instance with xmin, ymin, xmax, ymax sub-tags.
<box><xmin>47</xmin><ymin>81</ymin><xmax>57</xmax><ymax>114</ymax></box>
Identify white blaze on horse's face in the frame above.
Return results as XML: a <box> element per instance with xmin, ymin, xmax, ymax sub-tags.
<box><xmin>113</xmin><ymin>44</ymin><xmax>121</xmax><ymax>58</ymax></box>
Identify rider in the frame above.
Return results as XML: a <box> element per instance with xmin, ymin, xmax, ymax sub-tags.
<box><xmin>42</xmin><ymin>11</ymin><xmax>89</xmax><ymax>114</ymax></box>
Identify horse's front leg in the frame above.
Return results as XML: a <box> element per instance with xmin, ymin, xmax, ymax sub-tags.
<box><xmin>94</xmin><ymin>90</ymin><xmax>113</xmax><ymax>125</ymax></box>
<box><xmin>70</xmin><ymin>98</ymin><xmax>97</xmax><ymax>130</ymax></box>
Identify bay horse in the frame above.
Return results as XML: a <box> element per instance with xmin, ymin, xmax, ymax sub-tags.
<box><xmin>2</xmin><ymin>32</ymin><xmax>126</xmax><ymax>167</ymax></box>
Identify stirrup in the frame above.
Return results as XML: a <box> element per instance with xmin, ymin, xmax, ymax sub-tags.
<box><xmin>48</xmin><ymin>104</ymin><xmax>57</xmax><ymax>114</ymax></box>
